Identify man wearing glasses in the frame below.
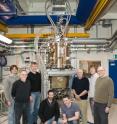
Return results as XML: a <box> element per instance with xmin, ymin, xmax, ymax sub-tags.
<box><xmin>94</xmin><ymin>66</ymin><xmax>114</xmax><ymax>124</ymax></box>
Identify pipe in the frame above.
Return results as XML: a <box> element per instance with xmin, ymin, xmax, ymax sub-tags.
<box><xmin>0</xmin><ymin>12</ymin><xmax>16</xmax><ymax>16</ymax></box>
<box><xmin>70</xmin><ymin>48</ymin><xmax>106</xmax><ymax>51</ymax></box>
<box><xmin>106</xmin><ymin>30</ymin><xmax>117</xmax><ymax>50</ymax></box>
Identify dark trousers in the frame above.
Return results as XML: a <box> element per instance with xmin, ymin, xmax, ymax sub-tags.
<box><xmin>94</xmin><ymin>102</ymin><xmax>108</xmax><ymax>124</ymax></box>
<box><xmin>14</xmin><ymin>102</ymin><xmax>29</xmax><ymax>124</ymax></box>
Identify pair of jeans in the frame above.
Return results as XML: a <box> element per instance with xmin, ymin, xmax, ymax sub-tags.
<box><xmin>94</xmin><ymin>102</ymin><xmax>108</xmax><ymax>124</ymax></box>
<box><xmin>45</xmin><ymin>117</ymin><xmax>56</xmax><ymax>124</ymax></box>
<box><xmin>14</xmin><ymin>102</ymin><xmax>29</xmax><ymax>124</ymax></box>
<box><xmin>58</xmin><ymin>119</ymin><xmax>79</xmax><ymax>124</ymax></box>
<box><xmin>68</xmin><ymin>120</ymin><xmax>79</xmax><ymax>124</ymax></box>
<box><xmin>8</xmin><ymin>100</ymin><xmax>15</xmax><ymax>124</ymax></box>
<box><xmin>29</xmin><ymin>92</ymin><xmax>41</xmax><ymax>124</ymax></box>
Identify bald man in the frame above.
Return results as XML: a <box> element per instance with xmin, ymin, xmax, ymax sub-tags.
<box><xmin>72</xmin><ymin>69</ymin><xmax>89</xmax><ymax>124</ymax></box>
<box><xmin>94</xmin><ymin>66</ymin><xmax>114</xmax><ymax>124</ymax></box>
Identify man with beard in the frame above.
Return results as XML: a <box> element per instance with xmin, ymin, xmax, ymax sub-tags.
<box><xmin>38</xmin><ymin>90</ymin><xmax>60</xmax><ymax>124</ymax></box>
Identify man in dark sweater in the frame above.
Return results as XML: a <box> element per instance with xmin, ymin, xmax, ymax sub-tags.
<box><xmin>38</xmin><ymin>90</ymin><xmax>60</xmax><ymax>124</ymax></box>
<box><xmin>72</xmin><ymin>69</ymin><xmax>89</xmax><ymax>124</ymax></box>
<box><xmin>27</xmin><ymin>62</ymin><xmax>41</xmax><ymax>124</ymax></box>
<box><xmin>11</xmin><ymin>70</ymin><xmax>31</xmax><ymax>124</ymax></box>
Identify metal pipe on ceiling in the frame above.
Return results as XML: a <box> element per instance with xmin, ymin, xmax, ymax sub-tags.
<box><xmin>1</xmin><ymin>30</ymin><xmax>117</xmax><ymax>53</ymax></box>
<box><xmin>105</xmin><ymin>30</ymin><xmax>117</xmax><ymax>50</ymax></box>
<box><xmin>70</xmin><ymin>48</ymin><xmax>106</xmax><ymax>51</ymax></box>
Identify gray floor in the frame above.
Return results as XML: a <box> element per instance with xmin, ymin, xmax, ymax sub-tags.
<box><xmin>87</xmin><ymin>103</ymin><xmax>117</xmax><ymax>124</ymax></box>
<box><xmin>1</xmin><ymin>103</ymin><xmax>117</xmax><ymax>124</ymax></box>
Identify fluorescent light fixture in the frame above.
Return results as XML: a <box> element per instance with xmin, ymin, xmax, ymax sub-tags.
<box><xmin>0</xmin><ymin>34</ymin><xmax>12</xmax><ymax>44</ymax></box>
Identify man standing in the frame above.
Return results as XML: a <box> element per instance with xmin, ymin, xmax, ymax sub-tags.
<box><xmin>88</xmin><ymin>66</ymin><xmax>99</xmax><ymax>123</ymax></box>
<box><xmin>38</xmin><ymin>90</ymin><xmax>60</xmax><ymax>124</ymax></box>
<box><xmin>3</xmin><ymin>65</ymin><xmax>19</xmax><ymax>124</ymax></box>
<box><xmin>61</xmin><ymin>95</ymin><xmax>80</xmax><ymax>124</ymax></box>
<box><xmin>12</xmin><ymin>70</ymin><xmax>31</xmax><ymax>124</ymax></box>
<box><xmin>94</xmin><ymin>66</ymin><xmax>114</xmax><ymax>124</ymax></box>
<box><xmin>72</xmin><ymin>69</ymin><xmax>89</xmax><ymax>124</ymax></box>
<box><xmin>27</xmin><ymin>62</ymin><xmax>41</xmax><ymax>124</ymax></box>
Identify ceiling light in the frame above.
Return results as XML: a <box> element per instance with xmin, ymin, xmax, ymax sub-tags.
<box><xmin>0</xmin><ymin>34</ymin><xmax>12</xmax><ymax>44</ymax></box>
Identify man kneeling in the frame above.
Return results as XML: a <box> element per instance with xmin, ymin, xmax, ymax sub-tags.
<box><xmin>38</xmin><ymin>90</ymin><xmax>60</xmax><ymax>124</ymax></box>
<box><xmin>61</xmin><ymin>95</ymin><xmax>80</xmax><ymax>124</ymax></box>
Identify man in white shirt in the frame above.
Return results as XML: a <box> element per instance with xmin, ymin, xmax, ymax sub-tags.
<box><xmin>88</xmin><ymin>66</ymin><xmax>99</xmax><ymax>124</ymax></box>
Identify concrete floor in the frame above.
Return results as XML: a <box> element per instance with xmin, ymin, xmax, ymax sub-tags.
<box><xmin>1</xmin><ymin>103</ymin><xmax>117</xmax><ymax>124</ymax></box>
<box><xmin>87</xmin><ymin>103</ymin><xmax>117</xmax><ymax>124</ymax></box>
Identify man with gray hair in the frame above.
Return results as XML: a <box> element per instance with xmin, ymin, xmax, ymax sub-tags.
<box><xmin>72</xmin><ymin>69</ymin><xmax>89</xmax><ymax>124</ymax></box>
<box><xmin>94</xmin><ymin>66</ymin><xmax>114</xmax><ymax>124</ymax></box>
<box><xmin>12</xmin><ymin>70</ymin><xmax>32</xmax><ymax>124</ymax></box>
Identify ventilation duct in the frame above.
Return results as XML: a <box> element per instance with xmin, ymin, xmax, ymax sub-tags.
<box><xmin>102</xmin><ymin>19</ymin><xmax>112</xmax><ymax>28</ymax></box>
<box><xmin>52</xmin><ymin>0</ymin><xmax>66</xmax><ymax>15</ymax></box>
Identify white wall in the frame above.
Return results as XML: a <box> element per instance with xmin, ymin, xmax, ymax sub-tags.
<box><xmin>88</xmin><ymin>20</ymin><xmax>117</xmax><ymax>38</ymax></box>
<box><xmin>71</xmin><ymin>51</ymin><xmax>113</xmax><ymax>74</ymax></box>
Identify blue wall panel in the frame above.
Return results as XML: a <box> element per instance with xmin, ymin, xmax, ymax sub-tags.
<box><xmin>109</xmin><ymin>60</ymin><xmax>117</xmax><ymax>98</ymax></box>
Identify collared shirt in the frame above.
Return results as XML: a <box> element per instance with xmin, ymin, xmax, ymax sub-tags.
<box><xmin>89</xmin><ymin>73</ymin><xmax>99</xmax><ymax>98</ymax></box>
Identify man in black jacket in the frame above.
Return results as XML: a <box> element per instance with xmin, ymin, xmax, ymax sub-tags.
<box><xmin>38</xmin><ymin>90</ymin><xmax>60</xmax><ymax>124</ymax></box>
<box><xmin>12</xmin><ymin>70</ymin><xmax>32</xmax><ymax>124</ymax></box>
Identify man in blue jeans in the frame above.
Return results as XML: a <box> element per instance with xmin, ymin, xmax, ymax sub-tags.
<box><xmin>61</xmin><ymin>95</ymin><xmax>80</xmax><ymax>124</ymax></box>
<box><xmin>27</xmin><ymin>62</ymin><xmax>42</xmax><ymax>124</ymax></box>
<box><xmin>3</xmin><ymin>65</ymin><xmax>19</xmax><ymax>124</ymax></box>
<box><xmin>38</xmin><ymin>90</ymin><xmax>60</xmax><ymax>124</ymax></box>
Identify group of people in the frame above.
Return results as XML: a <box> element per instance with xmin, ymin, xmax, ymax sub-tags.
<box><xmin>3</xmin><ymin>62</ymin><xmax>41</xmax><ymax>124</ymax></box>
<box><xmin>72</xmin><ymin>66</ymin><xmax>114</xmax><ymax>124</ymax></box>
<box><xmin>3</xmin><ymin>62</ymin><xmax>114</xmax><ymax>124</ymax></box>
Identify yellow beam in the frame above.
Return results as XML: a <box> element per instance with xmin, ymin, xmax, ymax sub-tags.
<box><xmin>0</xmin><ymin>23</ymin><xmax>8</xmax><ymax>32</ymax></box>
<box><xmin>85</xmin><ymin>0</ymin><xmax>111</xmax><ymax>30</ymax></box>
<box><xmin>5</xmin><ymin>33</ymin><xmax>52</xmax><ymax>39</ymax></box>
<box><xmin>5</xmin><ymin>33</ymin><xmax>90</xmax><ymax>39</ymax></box>
<box><xmin>65</xmin><ymin>33</ymin><xmax>89</xmax><ymax>38</ymax></box>
<box><xmin>5</xmin><ymin>33</ymin><xmax>53</xmax><ymax>38</ymax></box>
